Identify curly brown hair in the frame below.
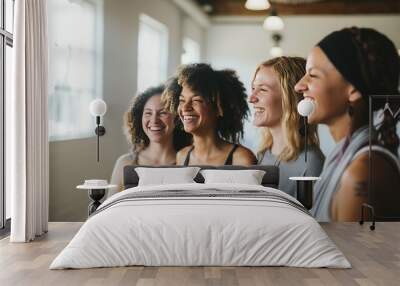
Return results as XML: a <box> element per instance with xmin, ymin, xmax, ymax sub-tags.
<box><xmin>163</xmin><ymin>63</ymin><xmax>250</xmax><ymax>143</ymax></box>
<box><xmin>124</xmin><ymin>84</ymin><xmax>191</xmax><ymax>152</ymax></box>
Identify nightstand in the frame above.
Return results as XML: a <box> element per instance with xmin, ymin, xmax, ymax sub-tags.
<box><xmin>289</xmin><ymin>176</ymin><xmax>320</xmax><ymax>210</ymax></box>
<box><xmin>77</xmin><ymin>180</ymin><xmax>117</xmax><ymax>216</ymax></box>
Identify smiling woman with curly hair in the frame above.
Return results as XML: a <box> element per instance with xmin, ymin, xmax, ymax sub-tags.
<box><xmin>126</xmin><ymin>83</ymin><xmax>190</xmax><ymax>152</ymax></box>
<box><xmin>109</xmin><ymin>84</ymin><xmax>191</xmax><ymax>197</ymax></box>
<box><xmin>163</xmin><ymin>63</ymin><xmax>256</xmax><ymax>166</ymax></box>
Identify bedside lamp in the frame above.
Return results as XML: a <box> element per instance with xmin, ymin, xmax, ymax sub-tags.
<box><xmin>89</xmin><ymin>99</ymin><xmax>107</xmax><ymax>162</ymax></box>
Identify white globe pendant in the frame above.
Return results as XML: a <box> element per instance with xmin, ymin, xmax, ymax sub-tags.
<box><xmin>245</xmin><ymin>0</ymin><xmax>271</xmax><ymax>10</ymax></box>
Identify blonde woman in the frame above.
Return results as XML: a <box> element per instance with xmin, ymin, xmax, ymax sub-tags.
<box><xmin>250</xmin><ymin>56</ymin><xmax>325</xmax><ymax>196</ymax></box>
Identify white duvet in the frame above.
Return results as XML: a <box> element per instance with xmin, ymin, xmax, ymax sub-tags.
<box><xmin>50</xmin><ymin>183</ymin><xmax>351</xmax><ymax>269</ymax></box>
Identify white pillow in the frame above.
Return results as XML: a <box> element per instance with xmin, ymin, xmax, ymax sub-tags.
<box><xmin>200</xmin><ymin>169</ymin><xmax>266</xmax><ymax>185</ymax></box>
<box><xmin>135</xmin><ymin>167</ymin><xmax>201</xmax><ymax>186</ymax></box>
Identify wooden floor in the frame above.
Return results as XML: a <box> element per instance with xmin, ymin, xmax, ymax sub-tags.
<box><xmin>0</xmin><ymin>222</ymin><xmax>399</xmax><ymax>286</ymax></box>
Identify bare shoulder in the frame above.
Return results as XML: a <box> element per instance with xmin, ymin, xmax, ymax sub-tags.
<box><xmin>333</xmin><ymin>150</ymin><xmax>399</xmax><ymax>221</ymax></box>
<box><xmin>110</xmin><ymin>153</ymin><xmax>136</xmax><ymax>194</ymax></box>
<box><xmin>332</xmin><ymin>154</ymin><xmax>368</xmax><ymax>221</ymax></box>
<box><xmin>176</xmin><ymin>145</ymin><xmax>193</xmax><ymax>165</ymax></box>
<box><xmin>232</xmin><ymin>145</ymin><xmax>257</xmax><ymax>166</ymax></box>
<box><xmin>340</xmin><ymin>153</ymin><xmax>369</xmax><ymax>195</ymax></box>
<box><xmin>345</xmin><ymin>151</ymin><xmax>398</xmax><ymax>183</ymax></box>
<box><xmin>114</xmin><ymin>153</ymin><xmax>135</xmax><ymax>169</ymax></box>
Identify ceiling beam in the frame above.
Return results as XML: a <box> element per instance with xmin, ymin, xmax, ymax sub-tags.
<box><xmin>206</xmin><ymin>0</ymin><xmax>400</xmax><ymax>15</ymax></box>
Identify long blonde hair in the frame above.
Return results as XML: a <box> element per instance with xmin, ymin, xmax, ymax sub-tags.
<box><xmin>255</xmin><ymin>56</ymin><xmax>319</xmax><ymax>161</ymax></box>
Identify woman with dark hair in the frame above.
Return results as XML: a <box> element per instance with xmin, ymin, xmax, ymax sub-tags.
<box><xmin>163</xmin><ymin>63</ymin><xmax>256</xmax><ymax>165</ymax></box>
<box><xmin>295</xmin><ymin>27</ymin><xmax>400</xmax><ymax>221</ymax></box>
<box><xmin>250</xmin><ymin>56</ymin><xmax>324</xmax><ymax>197</ymax></box>
<box><xmin>109</xmin><ymin>84</ymin><xmax>191</xmax><ymax>196</ymax></box>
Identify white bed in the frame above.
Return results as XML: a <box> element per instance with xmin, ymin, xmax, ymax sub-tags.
<box><xmin>50</xmin><ymin>183</ymin><xmax>351</xmax><ymax>269</ymax></box>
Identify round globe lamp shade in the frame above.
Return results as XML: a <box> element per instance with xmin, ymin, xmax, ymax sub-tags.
<box><xmin>263</xmin><ymin>15</ymin><xmax>284</xmax><ymax>31</ymax></box>
<box><xmin>297</xmin><ymin>98</ymin><xmax>315</xmax><ymax>117</ymax></box>
<box><xmin>245</xmin><ymin>0</ymin><xmax>270</xmax><ymax>10</ymax></box>
<box><xmin>89</xmin><ymin>99</ymin><xmax>107</xmax><ymax>117</ymax></box>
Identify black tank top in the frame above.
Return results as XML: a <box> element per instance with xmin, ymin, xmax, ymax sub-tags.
<box><xmin>183</xmin><ymin>144</ymin><xmax>239</xmax><ymax>166</ymax></box>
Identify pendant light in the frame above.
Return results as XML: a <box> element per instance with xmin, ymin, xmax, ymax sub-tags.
<box><xmin>269</xmin><ymin>33</ymin><xmax>283</xmax><ymax>57</ymax></box>
<box><xmin>270</xmin><ymin>46</ymin><xmax>283</xmax><ymax>57</ymax></box>
<box><xmin>263</xmin><ymin>9</ymin><xmax>284</xmax><ymax>31</ymax></box>
<box><xmin>245</xmin><ymin>0</ymin><xmax>271</xmax><ymax>10</ymax></box>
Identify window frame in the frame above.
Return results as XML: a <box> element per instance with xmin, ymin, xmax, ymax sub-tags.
<box><xmin>48</xmin><ymin>0</ymin><xmax>103</xmax><ymax>142</ymax></box>
<box><xmin>137</xmin><ymin>13</ymin><xmax>169</xmax><ymax>93</ymax></box>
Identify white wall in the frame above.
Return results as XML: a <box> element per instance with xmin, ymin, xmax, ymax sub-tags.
<box><xmin>206</xmin><ymin>15</ymin><xmax>400</xmax><ymax>156</ymax></box>
<box><xmin>49</xmin><ymin>9</ymin><xmax>399</xmax><ymax>221</ymax></box>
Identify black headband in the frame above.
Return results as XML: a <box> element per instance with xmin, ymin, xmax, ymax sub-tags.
<box><xmin>317</xmin><ymin>28</ymin><xmax>369</xmax><ymax>96</ymax></box>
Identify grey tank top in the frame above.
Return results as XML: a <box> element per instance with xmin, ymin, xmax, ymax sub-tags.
<box><xmin>258</xmin><ymin>146</ymin><xmax>325</xmax><ymax>197</ymax></box>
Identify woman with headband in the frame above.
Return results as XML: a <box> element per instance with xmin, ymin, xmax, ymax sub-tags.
<box><xmin>295</xmin><ymin>27</ymin><xmax>400</xmax><ymax>221</ymax></box>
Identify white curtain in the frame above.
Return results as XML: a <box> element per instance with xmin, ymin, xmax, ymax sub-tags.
<box><xmin>9</xmin><ymin>0</ymin><xmax>49</xmax><ymax>242</ymax></box>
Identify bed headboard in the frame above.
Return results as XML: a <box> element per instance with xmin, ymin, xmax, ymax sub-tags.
<box><xmin>123</xmin><ymin>165</ymin><xmax>279</xmax><ymax>189</ymax></box>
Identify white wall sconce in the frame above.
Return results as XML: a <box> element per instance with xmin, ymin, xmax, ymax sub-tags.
<box><xmin>297</xmin><ymin>98</ymin><xmax>315</xmax><ymax>162</ymax></box>
<box><xmin>291</xmin><ymin>98</ymin><xmax>319</xmax><ymax>210</ymax></box>
<box><xmin>245</xmin><ymin>0</ymin><xmax>271</xmax><ymax>10</ymax></box>
<box><xmin>89</xmin><ymin>99</ymin><xmax>107</xmax><ymax>162</ymax></box>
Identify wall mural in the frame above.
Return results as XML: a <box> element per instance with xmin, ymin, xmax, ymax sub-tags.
<box><xmin>48</xmin><ymin>0</ymin><xmax>400</xmax><ymax>223</ymax></box>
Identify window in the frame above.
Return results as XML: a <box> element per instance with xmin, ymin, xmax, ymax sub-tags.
<box><xmin>1</xmin><ymin>0</ymin><xmax>14</xmax><ymax>231</ymax></box>
<box><xmin>181</xmin><ymin>37</ymin><xmax>200</xmax><ymax>65</ymax></box>
<box><xmin>137</xmin><ymin>14</ymin><xmax>168</xmax><ymax>93</ymax></box>
<box><xmin>48</xmin><ymin>0</ymin><xmax>103</xmax><ymax>141</ymax></box>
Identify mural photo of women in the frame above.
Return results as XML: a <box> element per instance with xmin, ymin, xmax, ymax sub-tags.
<box><xmin>45</xmin><ymin>0</ymin><xmax>400</xmax><ymax>230</ymax></box>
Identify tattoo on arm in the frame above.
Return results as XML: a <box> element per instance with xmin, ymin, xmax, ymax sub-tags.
<box><xmin>353</xmin><ymin>181</ymin><xmax>368</xmax><ymax>197</ymax></box>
